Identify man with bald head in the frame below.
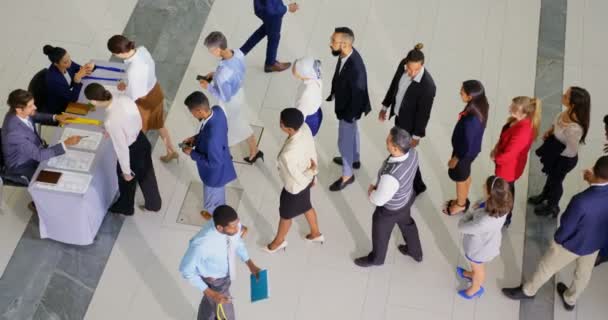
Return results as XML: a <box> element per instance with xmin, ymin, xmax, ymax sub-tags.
<box><xmin>326</xmin><ymin>27</ymin><xmax>371</xmax><ymax>191</ymax></box>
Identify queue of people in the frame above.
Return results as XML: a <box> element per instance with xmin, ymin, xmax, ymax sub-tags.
<box><xmin>2</xmin><ymin>2</ymin><xmax>608</xmax><ymax>319</ymax></box>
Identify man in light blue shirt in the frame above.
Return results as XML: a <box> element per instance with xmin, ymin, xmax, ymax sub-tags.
<box><xmin>180</xmin><ymin>205</ymin><xmax>261</xmax><ymax>320</ymax></box>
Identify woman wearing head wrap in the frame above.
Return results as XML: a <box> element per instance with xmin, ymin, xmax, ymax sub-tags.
<box><xmin>292</xmin><ymin>57</ymin><xmax>323</xmax><ymax>136</ymax></box>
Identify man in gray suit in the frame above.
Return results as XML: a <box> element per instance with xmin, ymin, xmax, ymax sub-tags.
<box><xmin>1</xmin><ymin>89</ymin><xmax>80</xmax><ymax>185</ymax></box>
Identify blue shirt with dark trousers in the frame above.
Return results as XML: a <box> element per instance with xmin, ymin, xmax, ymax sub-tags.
<box><xmin>45</xmin><ymin>62</ymin><xmax>83</xmax><ymax>114</ymax></box>
<box><xmin>254</xmin><ymin>0</ymin><xmax>287</xmax><ymax>19</ymax></box>
<box><xmin>451</xmin><ymin>113</ymin><xmax>484</xmax><ymax>160</ymax></box>
<box><xmin>554</xmin><ymin>184</ymin><xmax>608</xmax><ymax>255</ymax></box>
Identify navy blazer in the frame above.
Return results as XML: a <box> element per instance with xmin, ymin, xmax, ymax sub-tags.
<box><xmin>327</xmin><ymin>49</ymin><xmax>371</xmax><ymax>122</ymax></box>
<box><xmin>45</xmin><ymin>62</ymin><xmax>83</xmax><ymax>114</ymax></box>
<box><xmin>554</xmin><ymin>185</ymin><xmax>608</xmax><ymax>255</ymax></box>
<box><xmin>382</xmin><ymin>61</ymin><xmax>436</xmax><ymax>138</ymax></box>
<box><xmin>451</xmin><ymin>113</ymin><xmax>485</xmax><ymax>160</ymax></box>
<box><xmin>254</xmin><ymin>0</ymin><xmax>287</xmax><ymax>19</ymax></box>
<box><xmin>191</xmin><ymin>106</ymin><xmax>237</xmax><ymax>187</ymax></box>
<box><xmin>1</xmin><ymin>112</ymin><xmax>64</xmax><ymax>179</ymax></box>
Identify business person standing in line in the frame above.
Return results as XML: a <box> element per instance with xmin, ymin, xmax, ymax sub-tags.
<box><xmin>240</xmin><ymin>0</ymin><xmax>299</xmax><ymax>73</ymax></box>
<box><xmin>327</xmin><ymin>27</ymin><xmax>371</xmax><ymax>191</ymax></box>
<box><xmin>379</xmin><ymin>43</ymin><xmax>436</xmax><ymax>196</ymax></box>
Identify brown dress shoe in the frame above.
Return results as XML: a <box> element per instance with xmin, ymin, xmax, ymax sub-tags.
<box><xmin>200</xmin><ymin>210</ymin><xmax>212</xmax><ymax>220</ymax></box>
<box><xmin>264</xmin><ymin>61</ymin><xmax>291</xmax><ymax>73</ymax></box>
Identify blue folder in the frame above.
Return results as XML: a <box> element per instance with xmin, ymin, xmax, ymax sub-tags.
<box><xmin>250</xmin><ymin>269</ymin><xmax>269</xmax><ymax>302</ymax></box>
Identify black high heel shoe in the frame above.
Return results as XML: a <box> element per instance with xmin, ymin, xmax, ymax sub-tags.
<box><xmin>243</xmin><ymin>150</ymin><xmax>264</xmax><ymax>164</ymax></box>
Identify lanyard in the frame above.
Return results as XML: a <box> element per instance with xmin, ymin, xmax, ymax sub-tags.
<box><xmin>94</xmin><ymin>65</ymin><xmax>125</xmax><ymax>73</ymax></box>
<box><xmin>216</xmin><ymin>304</ymin><xmax>227</xmax><ymax>320</ymax></box>
<box><xmin>83</xmin><ymin>76</ymin><xmax>121</xmax><ymax>82</ymax></box>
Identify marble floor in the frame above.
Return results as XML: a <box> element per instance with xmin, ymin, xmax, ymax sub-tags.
<box><xmin>0</xmin><ymin>0</ymin><xmax>607</xmax><ymax>319</ymax></box>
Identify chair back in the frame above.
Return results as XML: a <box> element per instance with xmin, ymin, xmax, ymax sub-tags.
<box><xmin>28</xmin><ymin>68</ymin><xmax>48</xmax><ymax>113</ymax></box>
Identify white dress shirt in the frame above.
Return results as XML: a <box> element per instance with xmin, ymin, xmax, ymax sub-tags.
<box><xmin>124</xmin><ymin>46</ymin><xmax>157</xmax><ymax>100</ymax></box>
<box><xmin>339</xmin><ymin>50</ymin><xmax>353</xmax><ymax>74</ymax></box>
<box><xmin>394</xmin><ymin>67</ymin><xmax>424</xmax><ymax>116</ymax></box>
<box><xmin>294</xmin><ymin>79</ymin><xmax>322</xmax><ymax>117</ymax></box>
<box><xmin>369</xmin><ymin>153</ymin><xmax>409</xmax><ymax>206</ymax></box>
<box><xmin>62</xmin><ymin>71</ymin><xmax>72</xmax><ymax>85</ymax></box>
<box><xmin>104</xmin><ymin>94</ymin><xmax>143</xmax><ymax>175</ymax></box>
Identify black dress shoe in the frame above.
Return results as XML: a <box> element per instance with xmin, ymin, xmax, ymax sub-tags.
<box><xmin>354</xmin><ymin>256</ymin><xmax>380</xmax><ymax>268</ymax></box>
<box><xmin>527</xmin><ymin>194</ymin><xmax>546</xmax><ymax>205</ymax></box>
<box><xmin>332</xmin><ymin>157</ymin><xmax>361</xmax><ymax>169</ymax></box>
<box><xmin>501</xmin><ymin>286</ymin><xmax>535</xmax><ymax>300</ymax></box>
<box><xmin>534</xmin><ymin>203</ymin><xmax>559</xmax><ymax>218</ymax></box>
<box><xmin>595</xmin><ymin>254</ymin><xmax>608</xmax><ymax>267</ymax></box>
<box><xmin>397</xmin><ymin>244</ymin><xmax>423</xmax><ymax>262</ymax></box>
<box><xmin>556</xmin><ymin>282</ymin><xmax>575</xmax><ymax>311</ymax></box>
<box><xmin>329</xmin><ymin>176</ymin><xmax>355</xmax><ymax>191</ymax></box>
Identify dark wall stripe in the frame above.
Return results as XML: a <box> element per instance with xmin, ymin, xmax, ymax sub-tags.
<box><xmin>520</xmin><ymin>0</ymin><xmax>568</xmax><ymax>319</ymax></box>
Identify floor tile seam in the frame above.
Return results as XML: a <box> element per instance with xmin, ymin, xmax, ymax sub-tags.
<box><xmin>53</xmin><ymin>269</ymin><xmax>95</xmax><ymax>293</ymax></box>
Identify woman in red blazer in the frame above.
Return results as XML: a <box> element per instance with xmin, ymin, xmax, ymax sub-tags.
<box><xmin>491</xmin><ymin>96</ymin><xmax>541</xmax><ymax>227</ymax></box>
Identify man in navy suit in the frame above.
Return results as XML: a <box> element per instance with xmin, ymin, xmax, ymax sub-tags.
<box><xmin>2</xmin><ymin>89</ymin><xmax>80</xmax><ymax>181</ymax></box>
<box><xmin>502</xmin><ymin>155</ymin><xmax>608</xmax><ymax>311</ymax></box>
<box><xmin>326</xmin><ymin>27</ymin><xmax>371</xmax><ymax>191</ymax></box>
<box><xmin>182</xmin><ymin>91</ymin><xmax>237</xmax><ymax>221</ymax></box>
<box><xmin>240</xmin><ymin>0</ymin><xmax>299</xmax><ymax>73</ymax></box>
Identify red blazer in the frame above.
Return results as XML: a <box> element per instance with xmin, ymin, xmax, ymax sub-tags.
<box><xmin>494</xmin><ymin>118</ymin><xmax>535</xmax><ymax>182</ymax></box>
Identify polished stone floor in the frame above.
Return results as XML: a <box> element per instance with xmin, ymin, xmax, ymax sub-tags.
<box><xmin>0</xmin><ymin>0</ymin><xmax>607</xmax><ymax>319</ymax></box>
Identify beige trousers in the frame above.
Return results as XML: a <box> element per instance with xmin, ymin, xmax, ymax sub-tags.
<box><xmin>523</xmin><ymin>240</ymin><xmax>598</xmax><ymax>305</ymax></box>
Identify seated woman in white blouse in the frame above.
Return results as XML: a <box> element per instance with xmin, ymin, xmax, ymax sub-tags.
<box><xmin>292</xmin><ymin>57</ymin><xmax>323</xmax><ymax>137</ymax></box>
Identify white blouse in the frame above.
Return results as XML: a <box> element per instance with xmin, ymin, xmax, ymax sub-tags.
<box><xmin>294</xmin><ymin>79</ymin><xmax>322</xmax><ymax>117</ymax></box>
<box><xmin>553</xmin><ymin>113</ymin><xmax>583</xmax><ymax>158</ymax></box>
<box><xmin>104</xmin><ymin>94</ymin><xmax>143</xmax><ymax>175</ymax></box>
<box><xmin>124</xmin><ymin>46</ymin><xmax>157</xmax><ymax>100</ymax></box>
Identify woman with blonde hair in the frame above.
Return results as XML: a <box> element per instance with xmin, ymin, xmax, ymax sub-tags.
<box><xmin>491</xmin><ymin>96</ymin><xmax>541</xmax><ymax>227</ymax></box>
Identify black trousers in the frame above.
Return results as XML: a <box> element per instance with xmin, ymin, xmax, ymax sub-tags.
<box><xmin>541</xmin><ymin>156</ymin><xmax>578</xmax><ymax>207</ymax></box>
<box><xmin>110</xmin><ymin>132</ymin><xmax>161</xmax><ymax>215</ymax></box>
<box><xmin>413</xmin><ymin>168</ymin><xmax>426</xmax><ymax>194</ymax></box>
<box><xmin>506</xmin><ymin>181</ymin><xmax>515</xmax><ymax>225</ymax></box>
<box><xmin>367</xmin><ymin>196</ymin><xmax>422</xmax><ymax>264</ymax></box>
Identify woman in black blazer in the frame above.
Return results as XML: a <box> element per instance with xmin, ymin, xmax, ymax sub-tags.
<box><xmin>379</xmin><ymin>43</ymin><xmax>436</xmax><ymax>195</ymax></box>
<box><xmin>443</xmin><ymin>80</ymin><xmax>489</xmax><ymax>215</ymax></box>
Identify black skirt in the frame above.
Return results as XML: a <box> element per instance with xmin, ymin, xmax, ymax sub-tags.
<box><xmin>279</xmin><ymin>182</ymin><xmax>313</xmax><ymax>219</ymax></box>
<box><xmin>448</xmin><ymin>155</ymin><xmax>475</xmax><ymax>182</ymax></box>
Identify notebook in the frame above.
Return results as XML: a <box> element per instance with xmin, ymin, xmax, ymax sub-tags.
<box><xmin>35</xmin><ymin>170</ymin><xmax>62</xmax><ymax>184</ymax></box>
<box><xmin>250</xmin><ymin>269</ymin><xmax>269</xmax><ymax>303</ymax></box>
<box><xmin>65</xmin><ymin>103</ymin><xmax>92</xmax><ymax>116</ymax></box>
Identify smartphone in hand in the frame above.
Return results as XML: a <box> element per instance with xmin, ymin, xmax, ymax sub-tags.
<box><xmin>196</xmin><ymin>75</ymin><xmax>213</xmax><ymax>82</ymax></box>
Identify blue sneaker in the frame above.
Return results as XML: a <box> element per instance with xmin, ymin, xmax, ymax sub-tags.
<box><xmin>456</xmin><ymin>267</ymin><xmax>472</xmax><ymax>281</ymax></box>
<box><xmin>458</xmin><ymin>287</ymin><xmax>485</xmax><ymax>300</ymax></box>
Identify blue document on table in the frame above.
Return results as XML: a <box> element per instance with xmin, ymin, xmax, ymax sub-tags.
<box><xmin>250</xmin><ymin>269</ymin><xmax>269</xmax><ymax>302</ymax></box>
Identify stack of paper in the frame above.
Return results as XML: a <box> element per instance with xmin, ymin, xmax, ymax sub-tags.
<box><xmin>47</xmin><ymin>150</ymin><xmax>95</xmax><ymax>172</ymax></box>
<box><xmin>60</xmin><ymin>128</ymin><xmax>103</xmax><ymax>151</ymax></box>
<box><xmin>35</xmin><ymin>170</ymin><xmax>93</xmax><ymax>194</ymax></box>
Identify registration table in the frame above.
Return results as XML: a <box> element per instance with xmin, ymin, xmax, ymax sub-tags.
<box><xmin>28</xmin><ymin>61</ymin><xmax>125</xmax><ymax>245</ymax></box>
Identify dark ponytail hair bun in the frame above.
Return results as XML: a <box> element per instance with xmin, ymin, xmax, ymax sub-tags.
<box><xmin>43</xmin><ymin>45</ymin><xmax>67</xmax><ymax>64</ymax></box>
<box><xmin>107</xmin><ymin>35</ymin><xmax>136</xmax><ymax>54</ymax></box>
<box><xmin>405</xmin><ymin>43</ymin><xmax>425</xmax><ymax>64</ymax></box>
<box><xmin>84</xmin><ymin>83</ymin><xmax>113</xmax><ymax>102</ymax></box>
